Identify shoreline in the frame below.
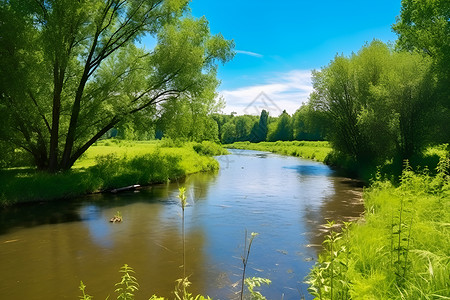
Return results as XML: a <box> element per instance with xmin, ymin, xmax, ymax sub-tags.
<box><xmin>0</xmin><ymin>141</ymin><xmax>225</xmax><ymax>206</ymax></box>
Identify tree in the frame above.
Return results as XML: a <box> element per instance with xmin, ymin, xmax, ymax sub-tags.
<box><xmin>234</xmin><ymin>115</ymin><xmax>256</xmax><ymax>142</ymax></box>
<box><xmin>393</xmin><ymin>0</ymin><xmax>450</xmax><ymax>71</ymax></box>
<box><xmin>0</xmin><ymin>0</ymin><xmax>234</xmax><ymax>171</ymax></box>
<box><xmin>156</xmin><ymin>87</ymin><xmax>223</xmax><ymax>142</ymax></box>
<box><xmin>249</xmin><ymin>109</ymin><xmax>269</xmax><ymax>142</ymax></box>
<box><xmin>376</xmin><ymin>51</ymin><xmax>435</xmax><ymax>159</ymax></box>
<box><xmin>292</xmin><ymin>104</ymin><xmax>329</xmax><ymax>141</ymax></box>
<box><xmin>310</xmin><ymin>40</ymin><xmax>436</xmax><ymax>165</ymax></box>
<box><xmin>212</xmin><ymin>113</ymin><xmax>234</xmax><ymax>143</ymax></box>
<box><xmin>393</xmin><ymin>0</ymin><xmax>450</xmax><ymax>144</ymax></box>
<box><xmin>267</xmin><ymin>110</ymin><xmax>293</xmax><ymax>142</ymax></box>
<box><xmin>221</xmin><ymin>121</ymin><xmax>236</xmax><ymax>144</ymax></box>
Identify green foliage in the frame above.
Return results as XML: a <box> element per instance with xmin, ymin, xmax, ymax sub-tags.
<box><xmin>310</xmin><ymin>40</ymin><xmax>436</xmax><ymax>167</ymax></box>
<box><xmin>307</xmin><ymin>221</ymin><xmax>352</xmax><ymax>300</ymax></box>
<box><xmin>115</xmin><ymin>264</ymin><xmax>139</xmax><ymax>300</ymax></box>
<box><xmin>174</xmin><ymin>277</ymin><xmax>212</xmax><ymax>300</ymax></box>
<box><xmin>0</xmin><ymin>0</ymin><xmax>234</xmax><ymax>172</ymax></box>
<box><xmin>292</xmin><ymin>104</ymin><xmax>329</xmax><ymax>141</ymax></box>
<box><xmin>249</xmin><ymin>110</ymin><xmax>269</xmax><ymax>143</ymax></box>
<box><xmin>307</xmin><ymin>153</ymin><xmax>450</xmax><ymax>299</ymax></box>
<box><xmin>192</xmin><ymin>141</ymin><xmax>229</xmax><ymax>156</ymax></box>
<box><xmin>244</xmin><ymin>277</ymin><xmax>271</xmax><ymax>300</ymax></box>
<box><xmin>218</xmin><ymin>115</ymin><xmax>259</xmax><ymax>144</ymax></box>
<box><xmin>0</xmin><ymin>141</ymin><xmax>220</xmax><ymax>205</ymax></box>
<box><xmin>267</xmin><ymin>110</ymin><xmax>293</xmax><ymax>142</ymax></box>
<box><xmin>221</xmin><ymin>121</ymin><xmax>238</xmax><ymax>144</ymax></box>
<box><xmin>393</xmin><ymin>0</ymin><xmax>450</xmax><ymax>145</ymax></box>
<box><xmin>156</xmin><ymin>92</ymin><xmax>223</xmax><ymax>142</ymax></box>
<box><xmin>227</xmin><ymin>141</ymin><xmax>332</xmax><ymax>163</ymax></box>
<box><xmin>79</xmin><ymin>281</ymin><xmax>93</xmax><ymax>300</ymax></box>
<box><xmin>393</xmin><ymin>0</ymin><xmax>450</xmax><ymax>72</ymax></box>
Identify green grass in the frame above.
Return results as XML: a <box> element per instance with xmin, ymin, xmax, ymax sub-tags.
<box><xmin>225</xmin><ymin>141</ymin><xmax>332</xmax><ymax>163</ymax></box>
<box><xmin>307</xmin><ymin>156</ymin><xmax>450</xmax><ymax>299</ymax></box>
<box><xmin>0</xmin><ymin>140</ymin><xmax>223</xmax><ymax>205</ymax></box>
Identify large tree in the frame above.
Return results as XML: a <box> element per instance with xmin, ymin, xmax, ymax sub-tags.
<box><xmin>310</xmin><ymin>41</ymin><xmax>435</xmax><ymax>165</ymax></box>
<box><xmin>0</xmin><ymin>0</ymin><xmax>234</xmax><ymax>171</ymax></box>
<box><xmin>393</xmin><ymin>0</ymin><xmax>450</xmax><ymax>144</ymax></box>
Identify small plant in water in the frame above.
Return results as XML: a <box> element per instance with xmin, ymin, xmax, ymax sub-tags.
<box><xmin>239</xmin><ymin>231</ymin><xmax>271</xmax><ymax>300</ymax></box>
<box><xmin>110</xmin><ymin>211</ymin><xmax>123</xmax><ymax>223</ymax></box>
<box><xmin>79</xmin><ymin>281</ymin><xmax>93</xmax><ymax>300</ymax></box>
<box><xmin>244</xmin><ymin>277</ymin><xmax>271</xmax><ymax>300</ymax></box>
<box><xmin>178</xmin><ymin>187</ymin><xmax>187</xmax><ymax>279</ymax></box>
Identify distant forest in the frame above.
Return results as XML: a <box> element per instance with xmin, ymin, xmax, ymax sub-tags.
<box><xmin>107</xmin><ymin>104</ymin><xmax>328</xmax><ymax>145</ymax></box>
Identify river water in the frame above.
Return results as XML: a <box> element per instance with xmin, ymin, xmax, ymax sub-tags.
<box><xmin>0</xmin><ymin>149</ymin><xmax>364</xmax><ymax>299</ymax></box>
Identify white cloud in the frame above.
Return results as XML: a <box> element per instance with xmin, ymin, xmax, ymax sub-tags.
<box><xmin>219</xmin><ymin>69</ymin><xmax>313</xmax><ymax>116</ymax></box>
<box><xmin>235</xmin><ymin>50</ymin><xmax>264</xmax><ymax>58</ymax></box>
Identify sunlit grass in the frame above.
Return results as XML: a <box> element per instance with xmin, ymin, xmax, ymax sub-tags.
<box><xmin>225</xmin><ymin>141</ymin><xmax>332</xmax><ymax>163</ymax></box>
<box><xmin>0</xmin><ymin>140</ymin><xmax>224</xmax><ymax>205</ymax></box>
<box><xmin>308</xmin><ymin>155</ymin><xmax>450</xmax><ymax>299</ymax></box>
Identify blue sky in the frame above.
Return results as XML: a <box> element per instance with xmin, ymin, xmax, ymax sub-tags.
<box><xmin>187</xmin><ymin>1</ymin><xmax>402</xmax><ymax>115</ymax></box>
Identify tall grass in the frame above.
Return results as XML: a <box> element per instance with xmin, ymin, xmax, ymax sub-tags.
<box><xmin>226</xmin><ymin>141</ymin><xmax>332</xmax><ymax>163</ymax></box>
<box><xmin>307</xmin><ymin>154</ymin><xmax>450</xmax><ymax>299</ymax></box>
<box><xmin>0</xmin><ymin>140</ymin><xmax>222</xmax><ymax>205</ymax></box>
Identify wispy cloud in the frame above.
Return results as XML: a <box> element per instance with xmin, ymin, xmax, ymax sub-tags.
<box><xmin>219</xmin><ymin>70</ymin><xmax>313</xmax><ymax>116</ymax></box>
<box><xmin>235</xmin><ymin>50</ymin><xmax>264</xmax><ymax>58</ymax></box>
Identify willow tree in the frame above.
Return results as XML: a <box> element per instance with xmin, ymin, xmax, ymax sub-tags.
<box><xmin>393</xmin><ymin>0</ymin><xmax>450</xmax><ymax>145</ymax></box>
<box><xmin>0</xmin><ymin>0</ymin><xmax>234</xmax><ymax>171</ymax></box>
<box><xmin>310</xmin><ymin>41</ymin><xmax>435</xmax><ymax>165</ymax></box>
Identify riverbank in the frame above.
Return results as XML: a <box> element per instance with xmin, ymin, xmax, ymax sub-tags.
<box><xmin>307</xmin><ymin>156</ymin><xmax>450</xmax><ymax>299</ymax></box>
<box><xmin>0</xmin><ymin>140</ymin><xmax>227</xmax><ymax>205</ymax></box>
<box><xmin>225</xmin><ymin>141</ymin><xmax>332</xmax><ymax>163</ymax></box>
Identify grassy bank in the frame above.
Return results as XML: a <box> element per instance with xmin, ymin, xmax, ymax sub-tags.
<box><xmin>307</xmin><ymin>156</ymin><xmax>450</xmax><ymax>299</ymax></box>
<box><xmin>0</xmin><ymin>140</ymin><xmax>227</xmax><ymax>205</ymax></box>
<box><xmin>225</xmin><ymin>141</ymin><xmax>332</xmax><ymax>163</ymax></box>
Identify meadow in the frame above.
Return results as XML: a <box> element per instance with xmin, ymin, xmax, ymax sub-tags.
<box><xmin>225</xmin><ymin>141</ymin><xmax>332</xmax><ymax>163</ymax></box>
<box><xmin>0</xmin><ymin>140</ymin><xmax>227</xmax><ymax>205</ymax></box>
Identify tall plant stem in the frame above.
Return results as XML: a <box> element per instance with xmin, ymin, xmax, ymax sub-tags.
<box><xmin>240</xmin><ymin>231</ymin><xmax>258</xmax><ymax>300</ymax></box>
<box><xmin>182</xmin><ymin>205</ymin><xmax>185</xmax><ymax>280</ymax></box>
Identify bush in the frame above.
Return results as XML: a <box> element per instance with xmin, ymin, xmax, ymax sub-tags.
<box><xmin>192</xmin><ymin>141</ymin><xmax>229</xmax><ymax>156</ymax></box>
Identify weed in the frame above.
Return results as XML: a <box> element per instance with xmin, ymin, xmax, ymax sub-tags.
<box><xmin>115</xmin><ymin>264</ymin><xmax>139</xmax><ymax>300</ymax></box>
<box><xmin>244</xmin><ymin>277</ymin><xmax>271</xmax><ymax>300</ymax></box>
<box><xmin>178</xmin><ymin>187</ymin><xmax>187</xmax><ymax>280</ymax></box>
<box><xmin>307</xmin><ymin>221</ymin><xmax>352</xmax><ymax>300</ymax></box>
<box><xmin>78</xmin><ymin>281</ymin><xmax>93</xmax><ymax>300</ymax></box>
<box><xmin>110</xmin><ymin>211</ymin><xmax>123</xmax><ymax>223</ymax></box>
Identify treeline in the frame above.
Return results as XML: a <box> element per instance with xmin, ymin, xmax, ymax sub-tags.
<box><xmin>213</xmin><ymin>107</ymin><xmax>328</xmax><ymax>144</ymax></box>
<box><xmin>104</xmin><ymin>104</ymin><xmax>329</xmax><ymax>145</ymax></box>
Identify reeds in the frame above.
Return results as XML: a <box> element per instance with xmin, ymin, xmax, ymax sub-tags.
<box><xmin>307</xmin><ymin>154</ymin><xmax>450</xmax><ymax>299</ymax></box>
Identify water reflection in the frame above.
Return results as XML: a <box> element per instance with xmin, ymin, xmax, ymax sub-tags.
<box><xmin>0</xmin><ymin>150</ymin><xmax>363</xmax><ymax>300</ymax></box>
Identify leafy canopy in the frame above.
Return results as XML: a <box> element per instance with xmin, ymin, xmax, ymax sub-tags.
<box><xmin>0</xmin><ymin>0</ymin><xmax>234</xmax><ymax>171</ymax></box>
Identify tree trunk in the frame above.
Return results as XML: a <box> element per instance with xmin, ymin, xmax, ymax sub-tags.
<box><xmin>59</xmin><ymin>117</ymin><xmax>119</xmax><ymax>171</ymax></box>
<box><xmin>49</xmin><ymin>60</ymin><xmax>64</xmax><ymax>172</ymax></box>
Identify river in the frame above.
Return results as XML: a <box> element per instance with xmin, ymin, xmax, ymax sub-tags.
<box><xmin>0</xmin><ymin>149</ymin><xmax>364</xmax><ymax>299</ymax></box>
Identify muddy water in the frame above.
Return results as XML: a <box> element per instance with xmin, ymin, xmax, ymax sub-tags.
<box><xmin>0</xmin><ymin>149</ymin><xmax>364</xmax><ymax>299</ymax></box>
